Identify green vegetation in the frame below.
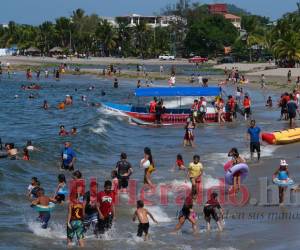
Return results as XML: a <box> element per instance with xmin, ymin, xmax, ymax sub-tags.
<box><xmin>0</xmin><ymin>0</ymin><xmax>300</xmax><ymax>65</ymax></box>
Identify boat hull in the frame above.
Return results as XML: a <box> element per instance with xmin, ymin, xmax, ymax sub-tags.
<box><xmin>102</xmin><ymin>102</ymin><xmax>230</xmax><ymax>125</ymax></box>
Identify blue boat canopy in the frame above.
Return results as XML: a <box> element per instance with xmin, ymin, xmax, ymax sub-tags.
<box><xmin>135</xmin><ymin>87</ymin><xmax>222</xmax><ymax>97</ymax></box>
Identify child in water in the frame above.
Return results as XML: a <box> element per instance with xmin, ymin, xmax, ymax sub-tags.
<box><xmin>54</xmin><ymin>174</ymin><xmax>68</xmax><ymax>203</ymax></box>
<box><xmin>227</xmin><ymin>148</ymin><xmax>245</xmax><ymax>194</ymax></box>
<box><xmin>133</xmin><ymin>200</ymin><xmax>158</xmax><ymax>241</ymax></box>
<box><xmin>273</xmin><ymin>160</ymin><xmax>290</xmax><ymax>205</ymax></box>
<box><xmin>111</xmin><ymin>170</ymin><xmax>119</xmax><ymax>192</ymax></box>
<box><xmin>266</xmin><ymin>96</ymin><xmax>273</xmax><ymax>108</ymax></box>
<box><xmin>172</xmin><ymin>193</ymin><xmax>197</xmax><ymax>235</ymax></box>
<box><xmin>203</xmin><ymin>192</ymin><xmax>224</xmax><ymax>232</ymax></box>
<box><xmin>23</xmin><ymin>148</ymin><xmax>30</xmax><ymax>161</ymax></box>
<box><xmin>172</xmin><ymin>154</ymin><xmax>185</xmax><ymax>171</ymax></box>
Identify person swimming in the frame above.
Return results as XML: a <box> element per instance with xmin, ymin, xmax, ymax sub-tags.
<box><xmin>23</xmin><ymin>148</ymin><xmax>30</xmax><ymax>160</ymax></box>
<box><xmin>5</xmin><ymin>143</ymin><xmax>18</xmax><ymax>160</ymax></box>
<box><xmin>172</xmin><ymin>154</ymin><xmax>185</xmax><ymax>171</ymax></box>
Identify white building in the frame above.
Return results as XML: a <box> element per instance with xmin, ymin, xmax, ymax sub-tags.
<box><xmin>114</xmin><ymin>14</ymin><xmax>186</xmax><ymax>28</ymax></box>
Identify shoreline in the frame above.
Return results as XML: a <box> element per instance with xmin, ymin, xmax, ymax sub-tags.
<box><xmin>0</xmin><ymin>56</ymin><xmax>297</xmax><ymax>93</ymax></box>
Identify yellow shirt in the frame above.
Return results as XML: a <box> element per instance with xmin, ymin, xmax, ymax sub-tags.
<box><xmin>188</xmin><ymin>162</ymin><xmax>203</xmax><ymax>178</ymax></box>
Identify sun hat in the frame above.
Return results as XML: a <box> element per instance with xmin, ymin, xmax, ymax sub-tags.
<box><xmin>280</xmin><ymin>160</ymin><xmax>288</xmax><ymax>166</ymax></box>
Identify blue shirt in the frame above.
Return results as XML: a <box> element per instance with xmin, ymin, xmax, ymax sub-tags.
<box><xmin>247</xmin><ymin>126</ymin><xmax>261</xmax><ymax>143</ymax></box>
<box><xmin>62</xmin><ymin>147</ymin><xmax>76</xmax><ymax>165</ymax></box>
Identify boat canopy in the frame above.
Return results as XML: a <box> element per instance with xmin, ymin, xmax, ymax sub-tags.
<box><xmin>135</xmin><ymin>87</ymin><xmax>222</xmax><ymax>97</ymax></box>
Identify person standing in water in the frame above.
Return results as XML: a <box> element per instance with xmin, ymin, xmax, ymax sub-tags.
<box><xmin>61</xmin><ymin>142</ymin><xmax>76</xmax><ymax>171</ymax></box>
<box><xmin>31</xmin><ymin>188</ymin><xmax>56</xmax><ymax>229</ymax></box>
<box><xmin>97</xmin><ymin>180</ymin><xmax>116</xmax><ymax>234</ymax></box>
<box><xmin>246</xmin><ymin>120</ymin><xmax>261</xmax><ymax>161</ymax></box>
<box><xmin>140</xmin><ymin>147</ymin><xmax>156</xmax><ymax>188</ymax></box>
<box><xmin>186</xmin><ymin>155</ymin><xmax>203</xmax><ymax>195</ymax></box>
<box><xmin>287</xmin><ymin>94</ymin><xmax>298</xmax><ymax>128</ymax></box>
<box><xmin>227</xmin><ymin>148</ymin><xmax>246</xmax><ymax>193</ymax></box>
<box><xmin>203</xmin><ymin>192</ymin><xmax>224</xmax><ymax>232</ymax></box>
<box><xmin>115</xmin><ymin>152</ymin><xmax>133</xmax><ymax>192</ymax></box>
<box><xmin>67</xmin><ymin>185</ymin><xmax>85</xmax><ymax>247</ymax></box>
<box><xmin>132</xmin><ymin>200</ymin><xmax>158</xmax><ymax>241</ymax></box>
<box><xmin>273</xmin><ymin>160</ymin><xmax>290</xmax><ymax>206</ymax></box>
<box><xmin>172</xmin><ymin>193</ymin><xmax>197</xmax><ymax>235</ymax></box>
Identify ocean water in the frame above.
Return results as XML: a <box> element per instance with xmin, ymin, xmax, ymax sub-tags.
<box><xmin>0</xmin><ymin>72</ymin><xmax>300</xmax><ymax>250</ymax></box>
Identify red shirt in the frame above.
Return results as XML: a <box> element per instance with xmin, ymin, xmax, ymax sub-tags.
<box><xmin>176</xmin><ymin>159</ymin><xmax>184</xmax><ymax>167</ymax></box>
<box><xmin>243</xmin><ymin>98</ymin><xmax>251</xmax><ymax>108</ymax></box>
<box><xmin>98</xmin><ymin>191</ymin><xmax>115</xmax><ymax>217</ymax></box>
<box><xmin>206</xmin><ymin>198</ymin><xmax>221</xmax><ymax>208</ymax></box>
<box><xmin>149</xmin><ymin>101</ymin><xmax>156</xmax><ymax>113</ymax></box>
<box><xmin>229</xmin><ymin>98</ymin><xmax>235</xmax><ymax>111</ymax></box>
<box><xmin>59</xmin><ymin>130</ymin><xmax>69</xmax><ymax>136</ymax></box>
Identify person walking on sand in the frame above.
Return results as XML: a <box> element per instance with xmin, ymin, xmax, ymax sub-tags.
<box><xmin>287</xmin><ymin>70</ymin><xmax>292</xmax><ymax>84</ymax></box>
<box><xmin>260</xmin><ymin>74</ymin><xmax>266</xmax><ymax>89</ymax></box>
<box><xmin>133</xmin><ymin>200</ymin><xmax>158</xmax><ymax>241</ymax></box>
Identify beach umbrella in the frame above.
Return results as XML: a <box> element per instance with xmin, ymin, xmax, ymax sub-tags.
<box><xmin>26</xmin><ymin>47</ymin><xmax>41</xmax><ymax>53</ymax></box>
<box><xmin>50</xmin><ymin>47</ymin><xmax>63</xmax><ymax>53</ymax></box>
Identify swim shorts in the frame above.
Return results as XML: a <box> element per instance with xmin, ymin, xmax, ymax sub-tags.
<box><xmin>67</xmin><ymin>220</ymin><xmax>84</xmax><ymax>240</ymax></box>
<box><xmin>137</xmin><ymin>222</ymin><xmax>149</xmax><ymax>237</ymax></box>
<box><xmin>289</xmin><ymin>112</ymin><xmax>296</xmax><ymax>119</ymax></box>
<box><xmin>250</xmin><ymin>142</ymin><xmax>260</xmax><ymax>153</ymax></box>
<box><xmin>203</xmin><ymin>205</ymin><xmax>219</xmax><ymax>222</ymax></box>
<box><xmin>118</xmin><ymin>176</ymin><xmax>129</xmax><ymax>189</ymax></box>
<box><xmin>55</xmin><ymin>193</ymin><xmax>65</xmax><ymax>203</ymax></box>
<box><xmin>39</xmin><ymin>211</ymin><xmax>51</xmax><ymax>229</ymax></box>
<box><xmin>98</xmin><ymin>214</ymin><xmax>113</xmax><ymax>234</ymax></box>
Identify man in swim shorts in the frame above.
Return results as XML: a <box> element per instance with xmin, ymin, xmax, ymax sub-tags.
<box><xmin>132</xmin><ymin>200</ymin><xmax>158</xmax><ymax>241</ymax></box>
<box><xmin>61</xmin><ymin>142</ymin><xmax>76</xmax><ymax>171</ymax></box>
<box><xmin>246</xmin><ymin>120</ymin><xmax>261</xmax><ymax>161</ymax></box>
<box><xmin>97</xmin><ymin>180</ymin><xmax>115</xmax><ymax>234</ymax></box>
<box><xmin>203</xmin><ymin>192</ymin><xmax>224</xmax><ymax>232</ymax></box>
<box><xmin>115</xmin><ymin>152</ymin><xmax>133</xmax><ymax>192</ymax></box>
<box><xmin>31</xmin><ymin>188</ymin><xmax>56</xmax><ymax>229</ymax></box>
<box><xmin>83</xmin><ymin>183</ymin><xmax>99</xmax><ymax>236</ymax></box>
<box><xmin>67</xmin><ymin>189</ymin><xmax>85</xmax><ymax>247</ymax></box>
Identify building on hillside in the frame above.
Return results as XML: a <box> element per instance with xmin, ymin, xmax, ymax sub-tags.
<box><xmin>208</xmin><ymin>3</ymin><xmax>228</xmax><ymax>14</ymax></box>
<box><xmin>208</xmin><ymin>3</ymin><xmax>241</xmax><ymax>30</ymax></box>
<box><xmin>115</xmin><ymin>14</ymin><xmax>186</xmax><ymax>28</ymax></box>
<box><xmin>223</xmin><ymin>13</ymin><xmax>241</xmax><ymax>29</ymax></box>
<box><xmin>1</xmin><ymin>24</ymin><xmax>9</xmax><ymax>28</ymax></box>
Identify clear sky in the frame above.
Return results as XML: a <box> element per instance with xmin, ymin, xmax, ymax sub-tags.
<box><xmin>0</xmin><ymin>0</ymin><xmax>299</xmax><ymax>24</ymax></box>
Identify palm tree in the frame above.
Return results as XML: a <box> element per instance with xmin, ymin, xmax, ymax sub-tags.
<box><xmin>272</xmin><ymin>31</ymin><xmax>300</xmax><ymax>66</ymax></box>
<box><xmin>96</xmin><ymin>20</ymin><xmax>117</xmax><ymax>56</ymax></box>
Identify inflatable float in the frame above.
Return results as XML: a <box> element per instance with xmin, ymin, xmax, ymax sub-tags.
<box><xmin>273</xmin><ymin>178</ymin><xmax>294</xmax><ymax>187</ymax></box>
<box><xmin>32</xmin><ymin>202</ymin><xmax>55</xmax><ymax>212</ymax></box>
<box><xmin>224</xmin><ymin>161</ymin><xmax>249</xmax><ymax>185</ymax></box>
<box><xmin>262</xmin><ymin>128</ymin><xmax>300</xmax><ymax>145</ymax></box>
